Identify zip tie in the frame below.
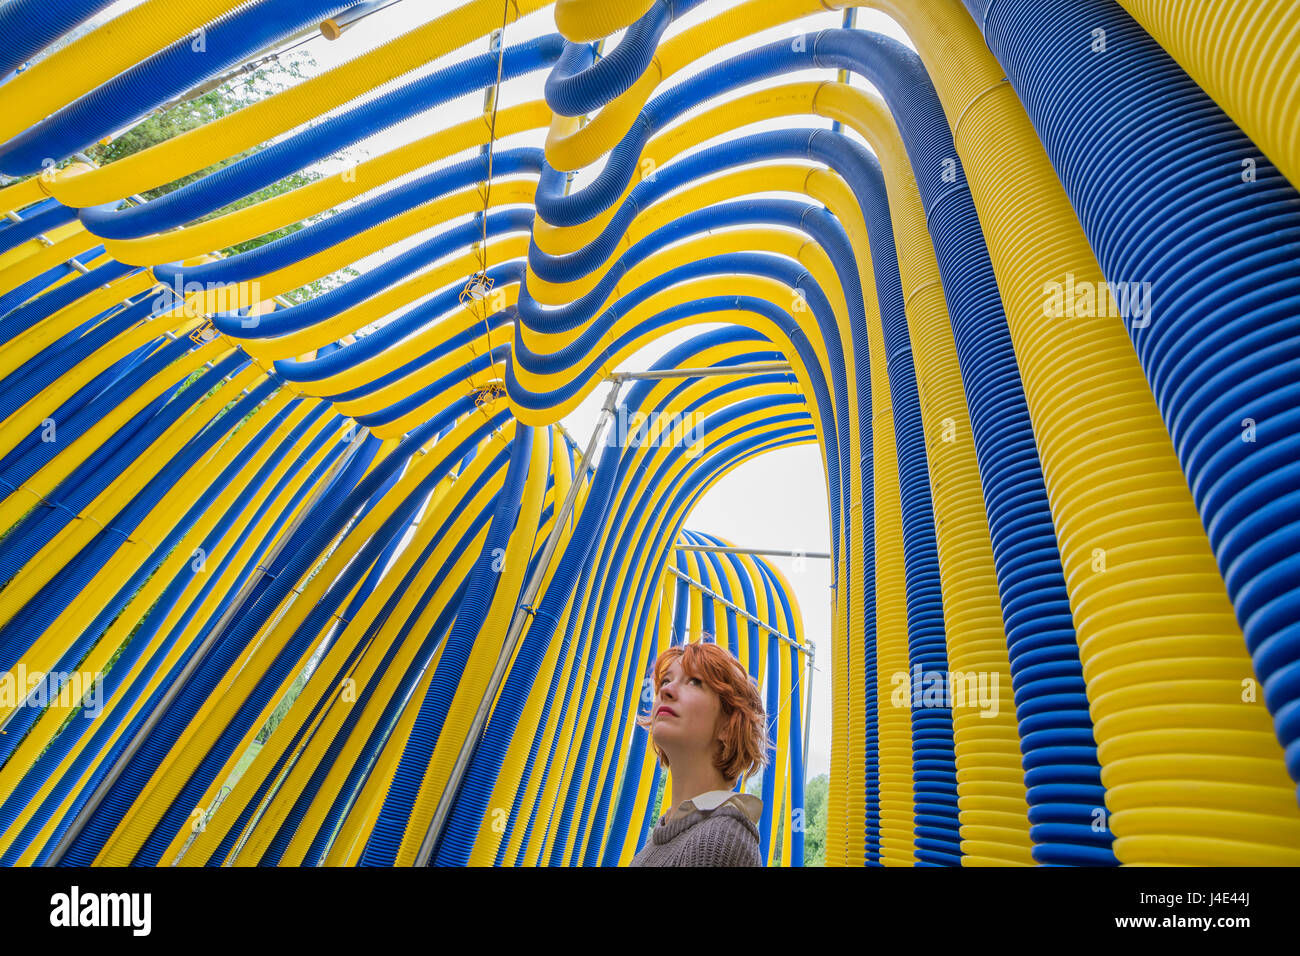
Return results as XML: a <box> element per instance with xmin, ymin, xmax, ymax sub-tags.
<box><xmin>75</xmin><ymin>509</ymin><xmax>136</xmax><ymax>545</ymax></box>
<box><xmin>14</xmin><ymin>484</ymin><xmax>82</xmax><ymax>524</ymax></box>
<box><xmin>952</xmin><ymin>76</ymin><xmax>1010</xmax><ymax>144</ymax></box>
<box><xmin>903</xmin><ymin>278</ymin><xmax>944</xmax><ymax>313</ymax></box>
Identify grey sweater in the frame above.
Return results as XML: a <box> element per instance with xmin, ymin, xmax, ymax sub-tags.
<box><xmin>629</xmin><ymin>802</ymin><xmax>765</xmax><ymax>867</ymax></box>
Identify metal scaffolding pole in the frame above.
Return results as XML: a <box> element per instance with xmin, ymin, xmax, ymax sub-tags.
<box><xmin>802</xmin><ymin>640</ymin><xmax>815</xmax><ymax>792</ymax></box>
<box><xmin>414</xmin><ymin>380</ymin><xmax>623</xmax><ymax>866</ymax></box>
<box><xmin>666</xmin><ymin>566</ymin><xmax>811</xmax><ymax>655</ymax></box>
<box><xmin>610</xmin><ymin>361</ymin><xmax>792</xmax><ymax>382</ymax></box>
<box><xmin>43</xmin><ymin>423</ymin><xmax>372</xmax><ymax>866</ymax></box>
<box><xmin>415</xmin><ymin>357</ymin><xmax>802</xmax><ymax>862</ymax></box>
<box><xmin>674</xmin><ymin>544</ymin><xmax>830</xmax><ymax>560</ymax></box>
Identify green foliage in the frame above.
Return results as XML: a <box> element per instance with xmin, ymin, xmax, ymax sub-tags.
<box><xmin>801</xmin><ymin>772</ymin><xmax>828</xmax><ymax>866</ymax></box>
<box><xmin>256</xmin><ymin>671</ymin><xmax>308</xmax><ymax>745</ymax></box>
<box><xmin>80</xmin><ymin>50</ymin><xmax>362</xmax><ymax>303</ymax></box>
<box><xmin>746</xmin><ymin>770</ymin><xmax>827</xmax><ymax>866</ymax></box>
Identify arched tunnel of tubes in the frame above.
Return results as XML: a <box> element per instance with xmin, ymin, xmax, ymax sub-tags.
<box><xmin>0</xmin><ymin>0</ymin><xmax>1297</xmax><ymax>867</ymax></box>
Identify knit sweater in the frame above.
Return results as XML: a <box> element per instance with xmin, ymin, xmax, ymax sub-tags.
<box><xmin>629</xmin><ymin>793</ymin><xmax>764</xmax><ymax>867</ymax></box>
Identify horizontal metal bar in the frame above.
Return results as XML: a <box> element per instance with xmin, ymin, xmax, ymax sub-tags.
<box><xmin>610</xmin><ymin>361</ymin><xmax>792</xmax><ymax>382</ymax></box>
<box><xmin>667</xmin><ymin>565</ymin><xmax>811</xmax><ymax>654</ymax></box>
<box><xmin>320</xmin><ymin>0</ymin><xmax>404</xmax><ymax>39</ymax></box>
<box><xmin>4</xmin><ymin>205</ymin><xmax>91</xmax><ymax>271</ymax></box>
<box><xmin>675</xmin><ymin>544</ymin><xmax>831</xmax><ymax>560</ymax></box>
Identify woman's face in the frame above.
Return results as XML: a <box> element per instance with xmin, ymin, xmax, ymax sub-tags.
<box><xmin>651</xmin><ymin>658</ymin><xmax>721</xmax><ymax>756</ymax></box>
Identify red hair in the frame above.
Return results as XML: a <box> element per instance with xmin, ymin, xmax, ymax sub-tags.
<box><xmin>636</xmin><ymin>641</ymin><xmax>772</xmax><ymax>783</ymax></box>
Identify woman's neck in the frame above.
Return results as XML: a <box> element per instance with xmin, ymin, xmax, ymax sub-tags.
<box><xmin>669</xmin><ymin>760</ymin><xmax>732</xmax><ymax>808</ymax></box>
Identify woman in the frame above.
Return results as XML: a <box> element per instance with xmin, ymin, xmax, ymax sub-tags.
<box><xmin>629</xmin><ymin>640</ymin><xmax>772</xmax><ymax>866</ymax></box>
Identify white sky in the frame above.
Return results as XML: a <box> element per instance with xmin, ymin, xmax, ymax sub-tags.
<box><xmin>88</xmin><ymin>0</ymin><xmax>916</xmax><ymax>780</ymax></box>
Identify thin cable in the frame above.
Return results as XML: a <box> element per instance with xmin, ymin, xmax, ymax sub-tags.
<box><xmin>456</xmin><ymin>8</ymin><xmax>512</xmax><ymax>405</ymax></box>
<box><xmin>479</xmin><ymin>4</ymin><xmax>509</xmax><ymax>269</ymax></box>
<box><xmin>470</xmin><ymin>2</ymin><xmax>512</xmax><ymax>384</ymax></box>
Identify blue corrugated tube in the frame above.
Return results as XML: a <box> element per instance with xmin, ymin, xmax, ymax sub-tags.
<box><xmin>0</xmin><ymin>0</ymin><xmax>118</xmax><ymax>77</ymax></box>
<box><xmin>207</xmin><ymin>214</ymin><xmax>530</xmax><ymax>343</ymax></box>
<box><xmin>358</xmin><ymin>426</ymin><xmax>535</xmax><ymax>866</ymax></box>
<box><xmin>0</xmin><ymin>1</ymin><xmax>365</xmax><ymax>176</ymax></box>
<box><xmin>125</xmin><ymin>411</ymin><xmax>509</xmax><ymax>865</ymax></box>
<box><xmin>206</xmin><ymin>455</ymin><xmax>416</xmax><ymax>863</ymax></box>
<box><xmin>544</xmin><ymin>0</ymin><xmax>708</xmax><ymax>116</ymax></box>
<box><xmin>528</xmin><ymin>29</ymin><xmax>1101</xmax><ymax>861</ymax></box>
<box><xmin>251</xmin><ymin>459</ymin><xmax>507</xmax><ymax>866</ymax></box>
<box><xmin>153</xmin><ymin>149</ymin><xmax>541</xmax><ymax>285</ymax></box>
<box><xmin>0</xmin><ymin>316</ymin><xmax>185</xmax><ymax>479</ymax></box>
<box><xmin>53</xmin><ymin>395</ymin><xmax>489</xmax><ymax>864</ymax></box>
<box><xmin>296</xmin><ymin>580</ymin><xmax>469</xmax><ymax>866</ymax></box>
<box><xmin>962</xmin><ymin>0</ymin><xmax>1300</xmax><ymax>802</ymax></box>
<box><xmin>804</xmin><ymin>28</ymin><xmax>1111</xmax><ymax>863</ymax></box>
<box><xmin>1</xmin><ymin>412</ymin><xmax>349</xmax><ymax>864</ymax></box>
<box><xmin>69</xmin><ymin>35</ymin><xmax>561</xmax><ymax>236</ymax></box>
<box><xmin>512</xmin><ymin>331</ymin><xmax>784</xmax><ymax>865</ymax></box>
<box><xmin>0</xmin><ymin>243</ymin><xmax>106</xmax><ymax>317</ymax></box>
<box><xmin>760</xmin><ymin>554</ymin><xmax>806</xmax><ymax>863</ymax></box>
<box><xmin>2</xmin><ymin>394</ymin><xmax>307</xmax><ymax>751</ymax></box>
<box><xmin>585</xmin><ymin>359</ymin><xmax>802</xmax><ymax>865</ymax></box>
<box><xmin>423</xmin><ymin>409</ymin><xmax>622</xmax><ymax>865</ymax></box>
<box><xmin>0</xmin><ymin>201</ymin><xmax>79</xmax><ymax>257</ymax></box>
<box><xmin>509</xmin><ymin>345</ymin><xmax>806</xmax><ymax>868</ymax></box>
<box><xmin>567</xmin><ymin>393</ymin><xmax>808</xmax><ymax>866</ymax></box>
<box><xmin>0</xmin><ymin>258</ymin><xmax>138</xmax><ymax>344</ymax></box>
<box><xmin>478</xmin><ymin>390</ymin><xmax>806</xmax><ymax>868</ymax></box>
<box><xmin>0</xmin><ymin>376</ymin><xmax>282</xmax><ymax>678</ymax></box>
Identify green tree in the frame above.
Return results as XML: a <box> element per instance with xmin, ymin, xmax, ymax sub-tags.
<box><xmin>743</xmin><ymin>769</ymin><xmax>825</xmax><ymax>866</ymax></box>
<box><xmin>11</xmin><ymin>49</ymin><xmax>365</xmax><ymax>303</ymax></box>
<box><xmin>256</xmin><ymin>671</ymin><xmax>308</xmax><ymax>744</ymax></box>
<box><xmin>801</xmin><ymin>772</ymin><xmax>828</xmax><ymax>866</ymax></box>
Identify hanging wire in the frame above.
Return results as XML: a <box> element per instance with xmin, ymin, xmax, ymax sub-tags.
<box><xmin>478</xmin><ymin>2</ymin><xmax>510</xmax><ymax>272</ymax></box>
<box><xmin>462</xmin><ymin>1</ymin><xmax>512</xmax><ymax>408</ymax></box>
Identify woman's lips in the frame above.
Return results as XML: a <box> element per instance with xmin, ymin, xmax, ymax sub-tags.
<box><xmin>656</xmin><ymin>707</ymin><xmax>676</xmax><ymax>717</ymax></box>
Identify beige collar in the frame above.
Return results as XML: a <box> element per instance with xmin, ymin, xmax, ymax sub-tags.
<box><xmin>665</xmin><ymin>789</ymin><xmax>763</xmax><ymax>826</ymax></box>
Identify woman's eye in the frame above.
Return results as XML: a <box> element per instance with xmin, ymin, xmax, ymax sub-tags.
<box><xmin>689</xmin><ymin>677</ymin><xmax>701</xmax><ymax>686</ymax></box>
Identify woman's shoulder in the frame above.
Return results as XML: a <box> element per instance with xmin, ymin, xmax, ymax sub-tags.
<box><xmin>683</xmin><ymin>805</ymin><xmax>764</xmax><ymax>866</ymax></box>
<box><xmin>699</xmin><ymin>802</ymin><xmax>761</xmax><ymax>835</ymax></box>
